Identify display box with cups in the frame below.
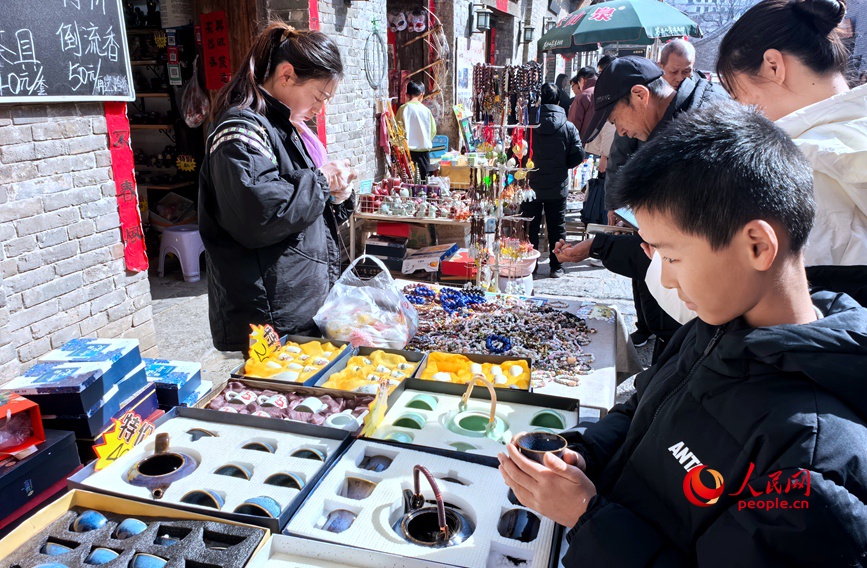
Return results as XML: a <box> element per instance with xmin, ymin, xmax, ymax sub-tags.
<box><xmin>68</xmin><ymin>407</ymin><xmax>352</xmax><ymax>532</ymax></box>
<box><xmin>365</xmin><ymin>378</ymin><xmax>580</xmax><ymax>461</ymax></box>
<box><xmin>284</xmin><ymin>439</ymin><xmax>561</xmax><ymax>568</ymax></box>
<box><xmin>0</xmin><ymin>490</ymin><xmax>267</xmax><ymax>568</ymax></box>
<box><xmin>196</xmin><ymin>379</ymin><xmax>377</xmax><ymax>433</ymax></box>
<box><xmin>245</xmin><ymin>533</ymin><xmax>451</xmax><ymax>568</ymax></box>
<box><xmin>312</xmin><ymin>346</ymin><xmax>426</xmax><ymax>396</ymax></box>
<box><xmin>231</xmin><ymin>335</ymin><xmax>353</xmax><ymax>386</ymax></box>
<box><xmin>415</xmin><ymin>352</ymin><xmax>534</xmax><ymax>392</ymax></box>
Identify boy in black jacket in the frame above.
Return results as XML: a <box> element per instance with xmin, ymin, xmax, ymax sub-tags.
<box><xmin>498</xmin><ymin>102</ymin><xmax>867</xmax><ymax>566</ymax></box>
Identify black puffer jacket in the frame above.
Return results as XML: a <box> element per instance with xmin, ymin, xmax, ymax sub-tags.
<box><xmin>562</xmin><ymin>292</ymin><xmax>867</xmax><ymax>566</ymax></box>
<box><xmin>527</xmin><ymin>104</ymin><xmax>585</xmax><ymax>200</ymax></box>
<box><xmin>198</xmin><ymin>91</ymin><xmax>353</xmax><ymax>352</ymax></box>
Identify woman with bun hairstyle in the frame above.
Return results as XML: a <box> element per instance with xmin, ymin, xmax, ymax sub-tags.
<box><xmin>718</xmin><ymin>0</ymin><xmax>867</xmax><ymax>304</ymax></box>
<box><xmin>199</xmin><ymin>22</ymin><xmax>357</xmax><ymax>353</ymax></box>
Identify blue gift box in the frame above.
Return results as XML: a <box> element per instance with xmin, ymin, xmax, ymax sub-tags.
<box><xmin>2</xmin><ymin>361</ymin><xmax>115</xmax><ymax>415</ymax></box>
<box><xmin>178</xmin><ymin>380</ymin><xmax>213</xmax><ymax>408</ymax></box>
<box><xmin>142</xmin><ymin>358</ymin><xmax>202</xmax><ymax>408</ymax></box>
<box><xmin>41</xmin><ymin>362</ymin><xmax>149</xmax><ymax>438</ymax></box>
<box><xmin>39</xmin><ymin>338</ymin><xmax>142</xmax><ymax>389</ymax></box>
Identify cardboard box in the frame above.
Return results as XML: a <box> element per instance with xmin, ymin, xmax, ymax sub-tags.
<box><xmin>39</xmin><ymin>338</ymin><xmax>142</xmax><ymax>388</ymax></box>
<box><xmin>41</xmin><ymin>362</ymin><xmax>149</xmax><ymax>438</ymax></box>
<box><xmin>375</xmin><ymin>222</ymin><xmax>411</xmax><ymax>239</ymax></box>
<box><xmin>2</xmin><ymin>361</ymin><xmax>116</xmax><ymax>416</ymax></box>
<box><xmin>0</xmin><ymin>490</ymin><xmax>268</xmax><ymax>564</ymax></box>
<box><xmin>401</xmin><ymin>243</ymin><xmax>459</xmax><ymax>274</ymax></box>
<box><xmin>232</xmin><ymin>335</ymin><xmax>352</xmax><ymax>387</ymax></box>
<box><xmin>441</xmin><ymin>248</ymin><xmax>477</xmax><ymax>278</ymax></box>
<box><xmin>0</xmin><ymin>430</ymin><xmax>79</xmax><ymax>522</ymax></box>
<box><xmin>68</xmin><ymin>407</ymin><xmax>354</xmax><ymax>532</ymax></box>
<box><xmin>0</xmin><ymin>394</ymin><xmax>44</xmax><ymax>455</ymax></box>
<box><xmin>369</xmin><ymin>254</ymin><xmax>404</xmax><ymax>272</ymax></box>
<box><xmin>178</xmin><ymin>379</ymin><xmax>213</xmax><ymax>408</ymax></box>
<box><xmin>77</xmin><ymin>383</ymin><xmax>161</xmax><ymax>464</ymax></box>
<box><xmin>364</xmin><ymin>235</ymin><xmax>408</xmax><ymax>259</ymax></box>
<box><xmin>143</xmin><ymin>358</ymin><xmax>203</xmax><ymax>408</ymax></box>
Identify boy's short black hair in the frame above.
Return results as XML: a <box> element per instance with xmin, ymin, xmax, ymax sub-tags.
<box><xmin>406</xmin><ymin>81</ymin><xmax>425</xmax><ymax>97</ymax></box>
<box><xmin>608</xmin><ymin>101</ymin><xmax>816</xmax><ymax>252</ymax></box>
<box><xmin>540</xmin><ymin>82</ymin><xmax>560</xmax><ymax>105</ymax></box>
<box><xmin>597</xmin><ymin>54</ymin><xmax>616</xmax><ymax>71</ymax></box>
<box><xmin>576</xmin><ymin>66</ymin><xmax>597</xmax><ymax>81</ymax></box>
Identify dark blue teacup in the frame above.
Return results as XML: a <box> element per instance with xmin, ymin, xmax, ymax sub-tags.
<box><xmin>114</xmin><ymin>518</ymin><xmax>148</xmax><ymax>540</ymax></box>
<box><xmin>180</xmin><ymin>489</ymin><xmax>225</xmax><ymax>509</ymax></box>
<box><xmin>233</xmin><ymin>496</ymin><xmax>282</xmax><ymax>518</ymax></box>
<box><xmin>73</xmin><ymin>510</ymin><xmax>108</xmax><ymax>533</ymax></box>
<box><xmin>84</xmin><ymin>547</ymin><xmax>119</xmax><ymax>565</ymax></box>
<box><xmin>513</xmin><ymin>432</ymin><xmax>567</xmax><ymax>464</ymax></box>
<box><xmin>40</xmin><ymin>542</ymin><xmax>73</xmax><ymax>556</ymax></box>
<box><xmin>130</xmin><ymin>553</ymin><xmax>168</xmax><ymax>568</ymax></box>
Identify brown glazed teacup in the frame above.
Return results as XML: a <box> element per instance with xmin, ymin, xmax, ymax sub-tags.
<box><xmin>513</xmin><ymin>432</ymin><xmax>567</xmax><ymax>464</ymax></box>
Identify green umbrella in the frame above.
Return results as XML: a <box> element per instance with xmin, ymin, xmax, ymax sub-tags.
<box><xmin>538</xmin><ymin>0</ymin><xmax>701</xmax><ymax>55</ymax></box>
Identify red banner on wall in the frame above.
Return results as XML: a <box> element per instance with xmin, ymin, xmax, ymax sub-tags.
<box><xmin>201</xmin><ymin>11</ymin><xmax>232</xmax><ymax>90</ymax></box>
<box><xmin>104</xmin><ymin>102</ymin><xmax>148</xmax><ymax>273</ymax></box>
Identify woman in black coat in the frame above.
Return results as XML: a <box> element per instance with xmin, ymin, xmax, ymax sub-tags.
<box><xmin>199</xmin><ymin>22</ymin><xmax>356</xmax><ymax>353</ymax></box>
<box><xmin>522</xmin><ymin>83</ymin><xmax>585</xmax><ymax>278</ymax></box>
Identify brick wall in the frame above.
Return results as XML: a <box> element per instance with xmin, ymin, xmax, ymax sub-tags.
<box><xmin>0</xmin><ymin>103</ymin><xmax>157</xmax><ymax>384</ymax></box>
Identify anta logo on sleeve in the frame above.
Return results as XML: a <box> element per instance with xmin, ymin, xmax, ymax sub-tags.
<box><xmin>668</xmin><ymin>441</ymin><xmax>725</xmax><ymax>507</ymax></box>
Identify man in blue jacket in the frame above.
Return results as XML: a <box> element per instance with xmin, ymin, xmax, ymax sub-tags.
<box><xmin>499</xmin><ymin>102</ymin><xmax>867</xmax><ymax>566</ymax></box>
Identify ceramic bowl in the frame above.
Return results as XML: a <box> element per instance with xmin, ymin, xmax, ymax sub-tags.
<box><xmin>39</xmin><ymin>542</ymin><xmax>74</xmax><ymax>556</ymax></box>
<box><xmin>358</xmin><ymin>454</ymin><xmax>393</xmax><ymax>472</ymax></box>
<box><xmin>321</xmin><ymin>509</ymin><xmax>356</xmax><ymax>533</ymax></box>
<box><xmin>338</xmin><ymin>477</ymin><xmax>378</xmax><ymax>500</ymax></box>
<box><xmin>83</xmin><ymin>547</ymin><xmax>119</xmax><ymax>565</ymax></box>
<box><xmin>497</xmin><ymin>508</ymin><xmax>541</xmax><ymax>542</ymax></box>
<box><xmin>130</xmin><ymin>553</ymin><xmax>168</xmax><ymax>568</ymax></box>
<box><xmin>114</xmin><ymin>518</ymin><xmax>148</xmax><ymax>540</ymax></box>
<box><xmin>234</xmin><ymin>496</ymin><xmax>282</xmax><ymax>518</ymax></box>
<box><xmin>324</xmin><ymin>410</ymin><xmax>359</xmax><ymax>431</ymax></box>
<box><xmin>264</xmin><ymin>472</ymin><xmax>305</xmax><ymax>490</ymax></box>
<box><xmin>392</xmin><ymin>412</ymin><xmax>426</xmax><ymax>430</ymax></box>
<box><xmin>382</xmin><ymin>431</ymin><xmax>414</xmax><ymax>444</ymax></box>
<box><xmin>291</xmin><ymin>448</ymin><xmax>325</xmax><ymax>461</ymax></box>
<box><xmin>73</xmin><ymin>510</ymin><xmax>108</xmax><ymax>533</ymax></box>
<box><xmin>514</xmin><ymin>432</ymin><xmax>567</xmax><ymax>464</ymax></box>
<box><xmin>406</xmin><ymin>394</ymin><xmax>438</xmax><ymax>411</ymax></box>
<box><xmin>529</xmin><ymin>410</ymin><xmax>566</xmax><ymax>430</ymax></box>
<box><xmin>180</xmin><ymin>489</ymin><xmax>224</xmax><ymax>509</ymax></box>
<box><xmin>214</xmin><ymin>463</ymin><xmax>252</xmax><ymax>480</ymax></box>
<box><xmin>296</xmin><ymin>397</ymin><xmax>326</xmax><ymax>414</ymax></box>
<box><xmin>241</xmin><ymin>441</ymin><xmax>275</xmax><ymax>453</ymax></box>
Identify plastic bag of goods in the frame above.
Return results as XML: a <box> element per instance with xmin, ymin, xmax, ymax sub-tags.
<box><xmin>179</xmin><ymin>56</ymin><xmax>209</xmax><ymax>128</ymax></box>
<box><xmin>314</xmin><ymin>255</ymin><xmax>418</xmax><ymax>349</ymax></box>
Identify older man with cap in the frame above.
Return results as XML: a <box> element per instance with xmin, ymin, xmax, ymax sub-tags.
<box><xmin>555</xmin><ymin>56</ymin><xmax>726</xmax><ymax>361</ymax></box>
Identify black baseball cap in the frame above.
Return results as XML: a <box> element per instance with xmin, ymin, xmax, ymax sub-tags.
<box><xmin>584</xmin><ymin>56</ymin><xmax>664</xmax><ymax>143</ymax></box>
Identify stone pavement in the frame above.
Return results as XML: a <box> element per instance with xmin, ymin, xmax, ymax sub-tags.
<box><xmin>150</xmin><ymin>254</ymin><xmax>654</xmax><ymax>406</ymax></box>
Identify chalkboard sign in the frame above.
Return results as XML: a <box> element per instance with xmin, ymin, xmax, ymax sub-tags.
<box><xmin>0</xmin><ymin>0</ymin><xmax>135</xmax><ymax>103</ymax></box>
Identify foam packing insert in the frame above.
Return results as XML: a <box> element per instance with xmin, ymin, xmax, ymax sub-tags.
<box><xmin>371</xmin><ymin>389</ymin><xmax>578</xmax><ymax>457</ymax></box>
<box><xmin>1</xmin><ymin>506</ymin><xmax>264</xmax><ymax>568</ymax></box>
<box><xmin>78</xmin><ymin>417</ymin><xmax>342</xmax><ymax>520</ymax></box>
<box><xmin>285</xmin><ymin>440</ymin><xmax>556</xmax><ymax>568</ymax></box>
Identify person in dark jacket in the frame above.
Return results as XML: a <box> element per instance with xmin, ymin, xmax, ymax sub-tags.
<box><xmin>199</xmin><ymin>23</ymin><xmax>356</xmax><ymax>353</ymax></box>
<box><xmin>555</xmin><ymin>73</ymin><xmax>573</xmax><ymax>114</ymax></box>
<box><xmin>501</xmin><ymin>102</ymin><xmax>867</xmax><ymax>567</ymax></box>
<box><xmin>557</xmin><ymin>56</ymin><xmax>726</xmax><ymax>360</ymax></box>
<box><xmin>523</xmin><ymin>83</ymin><xmax>585</xmax><ymax>278</ymax></box>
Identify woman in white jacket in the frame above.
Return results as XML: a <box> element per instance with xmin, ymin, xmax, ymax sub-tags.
<box><xmin>716</xmin><ymin>0</ymin><xmax>867</xmax><ymax>304</ymax></box>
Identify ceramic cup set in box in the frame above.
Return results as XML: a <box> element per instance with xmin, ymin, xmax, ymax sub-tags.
<box><xmin>71</xmin><ymin>409</ymin><xmax>349</xmax><ymax>531</ymax></box>
<box><xmin>370</xmin><ymin>380</ymin><xmax>579</xmax><ymax>458</ymax></box>
<box><xmin>0</xmin><ymin>490</ymin><xmax>267</xmax><ymax>568</ymax></box>
<box><xmin>285</xmin><ymin>440</ymin><xmax>559</xmax><ymax>568</ymax></box>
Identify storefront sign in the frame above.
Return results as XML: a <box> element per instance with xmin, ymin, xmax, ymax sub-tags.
<box><xmin>104</xmin><ymin>102</ymin><xmax>148</xmax><ymax>272</ymax></box>
<box><xmin>200</xmin><ymin>11</ymin><xmax>231</xmax><ymax>90</ymax></box>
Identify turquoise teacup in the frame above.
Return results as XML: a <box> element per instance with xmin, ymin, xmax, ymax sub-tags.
<box><xmin>180</xmin><ymin>489</ymin><xmax>225</xmax><ymax>509</ymax></box>
<box><xmin>73</xmin><ymin>510</ymin><xmax>108</xmax><ymax>533</ymax></box>
<box><xmin>130</xmin><ymin>553</ymin><xmax>168</xmax><ymax>568</ymax></box>
<box><xmin>114</xmin><ymin>518</ymin><xmax>148</xmax><ymax>540</ymax></box>
<box><xmin>40</xmin><ymin>542</ymin><xmax>74</xmax><ymax>556</ymax></box>
<box><xmin>233</xmin><ymin>496</ymin><xmax>282</xmax><ymax>518</ymax></box>
<box><xmin>84</xmin><ymin>547</ymin><xmax>119</xmax><ymax>565</ymax></box>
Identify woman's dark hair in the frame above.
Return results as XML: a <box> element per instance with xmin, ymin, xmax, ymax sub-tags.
<box><xmin>212</xmin><ymin>21</ymin><xmax>344</xmax><ymax>119</ymax></box>
<box><xmin>406</xmin><ymin>81</ymin><xmax>425</xmax><ymax>97</ymax></box>
<box><xmin>555</xmin><ymin>73</ymin><xmax>568</xmax><ymax>89</ymax></box>
<box><xmin>541</xmin><ymin>82</ymin><xmax>560</xmax><ymax>105</ymax></box>
<box><xmin>717</xmin><ymin>0</ymin><xmax>847</xmax><ymax>89</ymax></box>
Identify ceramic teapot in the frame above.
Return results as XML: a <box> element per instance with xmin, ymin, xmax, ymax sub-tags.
<box><xmin>125</xmin><ymin>433</ymin><xmax>199</xmax><ymax>499</ymax></box>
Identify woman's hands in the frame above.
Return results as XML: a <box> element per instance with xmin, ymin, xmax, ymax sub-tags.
<box><xmin>320</xmin><ymin>159</ymin><xmax>358</xmax><ymax>204</ymax></box>
<box><xmin>498</xmin><ymin>441</ymin><xmax>597</xmax><ymax>528</ymax></box>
